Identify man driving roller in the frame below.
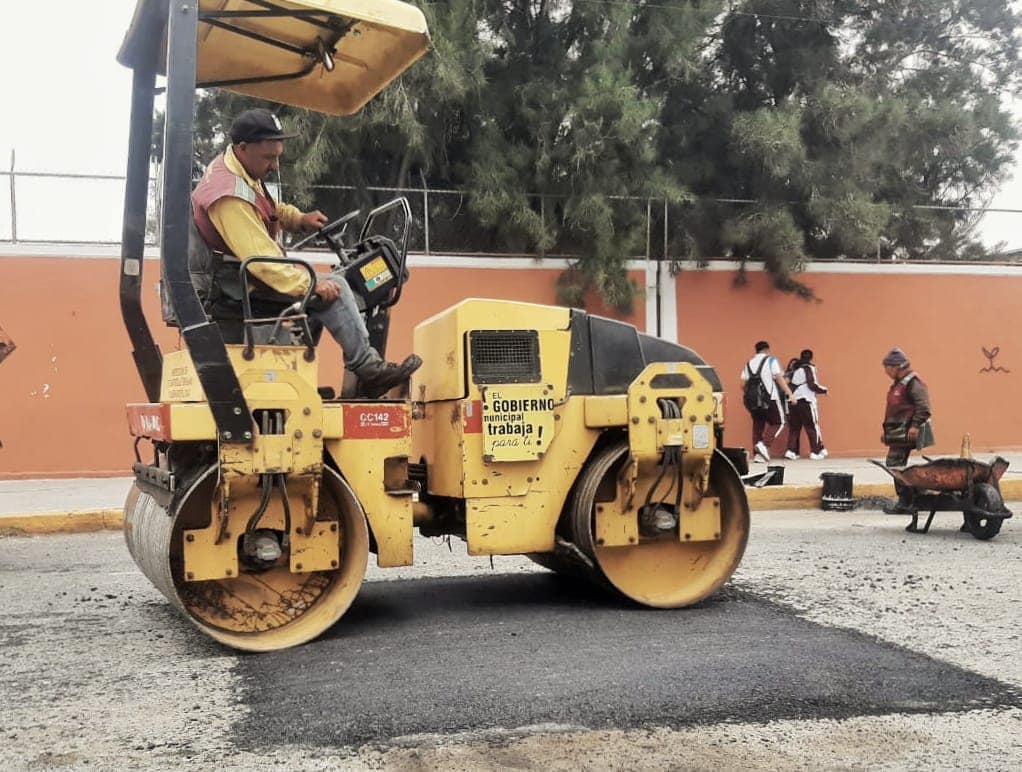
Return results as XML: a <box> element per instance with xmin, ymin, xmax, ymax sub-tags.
<box><xmin>191</xmin><ymin>108</ymin><xmax>422</xmax><ymax>397</ymax></box>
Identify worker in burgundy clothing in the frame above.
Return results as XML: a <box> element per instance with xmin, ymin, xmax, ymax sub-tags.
<box><xmin>880</xmin><ymin>347</ymin><xmax>933</xmax><ymax>514</ymax></box>
<box><xmin>784</xmin><ymin>349</ymin><xmax>829</xmax><ymax>460</ymax></box>
<box><xmin>191</xmin><ymin>109</ymin><xmax>421</xmax><ymax>397</ymax></box>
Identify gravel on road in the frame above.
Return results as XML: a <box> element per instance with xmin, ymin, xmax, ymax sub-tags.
<box><xmin>0</xmin><ymin>509</ymin><xmax>1019</xmax><ymax>770</ymax></box>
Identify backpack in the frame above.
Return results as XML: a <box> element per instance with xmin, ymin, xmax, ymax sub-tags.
<box><xmin>743</xmin><ymin>356</ymin><xmax>773</xmax><ymax>416</ymax></box>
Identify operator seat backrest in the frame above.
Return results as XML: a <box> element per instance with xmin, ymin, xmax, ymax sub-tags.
<box><xmin>187</xmin><ymin>211</ymin><xmax>220</xmax><ymax>308</ymax></box>
<box><xmin>159</xmin><ymin>206</ymin><xmax>221</xmax><ymax>327</ymax></box>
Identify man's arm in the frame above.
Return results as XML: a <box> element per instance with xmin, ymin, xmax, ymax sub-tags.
<box><xmin>907</xmin><ymin>378</ymin><xmax>931</xmax><ymax>427</ymax></box>
<box><xmin>805</xmin><ymin>365</ymin><xmax>828</xmax><ymax>394</ymax></box>
<box><xmin>769</xmin><ymin>357</ymin><xmax>797</xmax><ymax>403</ymax></box>
<box><xmin>208</xmin><ymin>197</ymin><xmax>312</xmax><ymax>296</ymax></box>
<box><xmin>277</xmin><ymin>202</ymin><xmax>327</xmax><ymax>233</ymax></box>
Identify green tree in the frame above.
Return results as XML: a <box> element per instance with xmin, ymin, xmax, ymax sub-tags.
<box><xmin>669</xmin><ymin>0</ymin><xmax>1020</xmax><ymax>289</ymax></box>
<box><xmin>189</xmin><ymin>0</ymin><xmax>1022</xmax><ymax>305</ymax></box>
<box><xmin>465</xmin><ymin>0</ymin><xmax>727</xmax><ymax>309</ymax></box>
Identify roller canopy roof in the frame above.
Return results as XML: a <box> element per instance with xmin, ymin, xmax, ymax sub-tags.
<box><xmin>119</xmin><ymin>0</ymin><xmax>430</xmax><ymax>115</ymax></box>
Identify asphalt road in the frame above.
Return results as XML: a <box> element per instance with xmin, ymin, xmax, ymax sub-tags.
<box><xmin>1</xmin><ymin>508</ymin><xmax>1020</xmax><ymax>770</ymax></box>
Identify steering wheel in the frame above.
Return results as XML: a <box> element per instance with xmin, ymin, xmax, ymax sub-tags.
<box><xmin>290</xmin><ymin>208</ymin><xmax>361</xmax><ymax>252</ymax></box>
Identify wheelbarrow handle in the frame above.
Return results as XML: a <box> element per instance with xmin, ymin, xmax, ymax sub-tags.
<box><xmin>868</xmin><ymin>458</ymin><xmax>902</xmax><ymax>481</ymax></box>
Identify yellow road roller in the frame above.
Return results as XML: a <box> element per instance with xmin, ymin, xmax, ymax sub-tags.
<box><xmin>117</xmin><ymin>0</ymin><xmax>750</xmax><ymax>652</ymax></box>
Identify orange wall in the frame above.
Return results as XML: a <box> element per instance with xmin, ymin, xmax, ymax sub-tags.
<box><xmin>1</xmin><ymin>253</ymin><xmax>1019</xmax><ymax>477</ymax></box>
<box><xmin>0</xmin><ymin>255</ymin><xmax>642</xmax><ymax>477</ymax></box>
<box><xmin>674</xmin><ymin>269</ymin><xmax>1022</xmax><ymax>457</ymax></box>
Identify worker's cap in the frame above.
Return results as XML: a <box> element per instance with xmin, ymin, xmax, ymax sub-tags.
<box><xmin>229</xmin><ymin>109</ymin><xmax>299</xmax><ymax>144</ymax></box>
<box><xmin>882</xmin><ymin>347</ymin><xmax>909</xmax><ymax>367</ymax></box>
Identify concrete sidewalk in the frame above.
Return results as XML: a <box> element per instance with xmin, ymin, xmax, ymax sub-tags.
<box><xmin>2</xmin><ymin>451</ymin><xmax>1021</xmax><ymax>535</ymax></box>
<box><xmin>744</xmin><ymin>451</ymin><xmax>1022</xmax><ymax>509</ymax></box>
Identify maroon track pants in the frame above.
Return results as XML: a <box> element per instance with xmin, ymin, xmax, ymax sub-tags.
<box><xmin>786</xmin><ymin>399</ymin><xmax>824</xmax><ymax>455</ymax></box>
<box><xmin>751</xmin><ymin>401</ymin><xmax>785</xmax><ymax>449</ymax></box>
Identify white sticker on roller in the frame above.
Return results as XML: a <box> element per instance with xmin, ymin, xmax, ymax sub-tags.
<box><xmin>123</xmin><ymin>259</ymin><xmax>140</xmax><ymax>276</ymax></box>
<box><xmin>692</xmin><ymin>423</ymin><xmax>710</xmax><ymax>449</ymax></box>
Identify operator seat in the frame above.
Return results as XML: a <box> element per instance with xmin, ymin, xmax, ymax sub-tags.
<box><xmin>178</xmin><ymin>212</ymin><xmax>322</xmax><ymax>346</ymax></box>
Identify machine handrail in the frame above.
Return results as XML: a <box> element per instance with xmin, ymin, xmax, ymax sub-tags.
<box><xmin>239</xmin><ymin>256</ymin><xmax>319</xmax><ymax>361</ymax></box>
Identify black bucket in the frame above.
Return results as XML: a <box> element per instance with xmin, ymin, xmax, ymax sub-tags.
<box><xmin>820</xmin><ymin>472</ymin><xmax>855</xmax><ymax>511</ymax></box>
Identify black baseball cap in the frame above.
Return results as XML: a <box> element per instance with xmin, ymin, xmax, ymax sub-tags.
<box><xmin>229</xmin><ymin>109</ymin><xmax>299</xmax><ymax>144</ymax></box>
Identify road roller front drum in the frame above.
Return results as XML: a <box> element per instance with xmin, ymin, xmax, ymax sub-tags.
<box><xmin>566</xmin><ymin>441</ymin><xmax>749</xmax><ymax>607</ymax></box>
<box><xmin>124</xmin><ymin>466</ymin><xmax>369</xmax><ymax>652</ymax></box>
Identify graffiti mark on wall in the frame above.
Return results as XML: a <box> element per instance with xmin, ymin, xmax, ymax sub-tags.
<box><xmin>980</xmin><ymin>346</ymin><xmax>1010</xmax><ymax>374</ymax></box>
<box><xmin>0</xmin><ymin>324</ymin><xmax>14</xmax><ymax>366</ymax></box>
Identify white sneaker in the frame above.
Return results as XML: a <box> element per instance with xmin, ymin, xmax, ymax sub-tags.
<box><xmin>754</xmin><ymin>441</ymin><xmax>771</xmax><ymax>461</ymax></box>
<box><xmin>784</xmin><ymin>450</ymin><xmax>798</xmax><ymax>461</ymax></box>
<box><xmin>810</xmin><ymin>451</ymin><xmax>826</xmax><ymax>460</ymax></box>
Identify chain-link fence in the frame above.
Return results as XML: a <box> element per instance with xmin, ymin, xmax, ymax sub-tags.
<box><xmin>3</xmin><ymin>166</ymin><xmax>1019</xmax><ymax>262</ymax></box>
<box><xmin>1</xmin><ymin>167</ymin><xmax>690</xmax><ymax>258</ymax></box>
<box><xmin>1</xmin><ymin>170</ymin><xmax>129</xmax><ymax>244</ymax></box>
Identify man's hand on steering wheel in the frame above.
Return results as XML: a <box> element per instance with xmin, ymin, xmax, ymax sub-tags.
<box><xmin>300</xmin><ymin>210</ymin><xmax>329</xmax><ymax>231</ymax></box>
<box><xmin>289</xmin><ymin>208</ymin><xmax>361</xmax><ymax>253</ymax></box>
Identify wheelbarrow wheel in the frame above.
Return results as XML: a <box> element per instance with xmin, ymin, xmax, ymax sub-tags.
<box><xmin>965</xmin><ymin>483</ymin><xmax>1004</xmax><ymax>540</ymax></box>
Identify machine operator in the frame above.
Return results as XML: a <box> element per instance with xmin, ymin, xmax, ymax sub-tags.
<box><xmin>191</xmin><ymin>109</ymin><xmax>422</xmax><ymax>397</ymax></box>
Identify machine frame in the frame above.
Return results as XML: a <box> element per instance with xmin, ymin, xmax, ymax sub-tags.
<box><xmin>117</xmin><ymin>0</ymin><xmax>431</xmax><ymax>441</ymax></box>
<box><xmin>116</xmin><ymin>0</ymin><xmax>750</xmax><ymax>653</ymax></box>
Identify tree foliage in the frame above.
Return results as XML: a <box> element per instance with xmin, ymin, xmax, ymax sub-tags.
<box><xmin>193</xmin><ymin>0</ymin><xmax>1022</xmax><ymax>308</ymax></box>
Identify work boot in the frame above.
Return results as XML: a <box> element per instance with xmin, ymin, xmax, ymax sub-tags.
<box><xmin>355</xmin><ymin>354</ymin><xmax>423</xmax><ymax>399</ymax></box>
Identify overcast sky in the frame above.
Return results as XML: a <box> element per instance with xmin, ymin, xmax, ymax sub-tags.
<box><xmin>1</xmin><ymin>0</ymin><xmax>1019</xmax><ymax>249</ymax></box>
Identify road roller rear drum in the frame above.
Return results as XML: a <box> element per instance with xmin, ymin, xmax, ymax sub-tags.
<box><xmin>124</xmin><ymin>466</ymin><xmax>369</xmax><ymax>652</ymax></box>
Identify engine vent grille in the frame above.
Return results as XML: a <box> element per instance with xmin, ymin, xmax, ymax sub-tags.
<box><xmin>469</xmin><ymin>330</ymin><xmax>541</xmax><ymax>384</ymax></box>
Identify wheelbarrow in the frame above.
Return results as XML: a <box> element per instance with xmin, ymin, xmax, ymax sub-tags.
<box><xmin>868</xmin><ymin>456</ymin><xmax>1013</xmax><ymax>540</ymax></box>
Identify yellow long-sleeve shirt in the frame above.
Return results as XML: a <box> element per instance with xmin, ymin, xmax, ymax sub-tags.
<box><xmin>206</xmin><ymin>146</ymin><xmax>312</xmax><ymax>296</ymax></box>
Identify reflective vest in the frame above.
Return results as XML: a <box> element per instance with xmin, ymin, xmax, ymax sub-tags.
<box><xmin>885</xmin><ymin>373</ymin><xmax>922</xmax><ymax>424</ymax></box>
<box><xmin>191</xmin><ymin>152</ymin><xmax>280</xmax><ymax>255</ymax></box>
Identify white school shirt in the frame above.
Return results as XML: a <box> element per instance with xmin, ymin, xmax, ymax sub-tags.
<box><xmin>791</xmin><ymin>363</ymin><xmax>826</xmax><ymax>404</ymax></box>
<box><xmin>742</xmin><ymin>353</ymin><xmax>783</xmax><ymax>405</ymax></box>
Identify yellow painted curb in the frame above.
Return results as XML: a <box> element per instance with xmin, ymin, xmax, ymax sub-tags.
<box><xmin>2</xmin><ymin>478</ymin><xmax>1020</xmax><ymax>532</ymax></box>
<box><xmin>747</xmin><ymin>483</ymin><xmax>894</xmax><ymax>510</ymax></box>
<box><xmin>0</xmin><ymin>509</ymin><xmax>124</xmax><ymax>536</ymax></box>
<box><xmin>1000</xmin><ymin>478</ymin><xmax>1022</xmax><ymax>502</ymax></box>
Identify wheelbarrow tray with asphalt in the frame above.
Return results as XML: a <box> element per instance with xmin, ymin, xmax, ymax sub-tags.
<box><xmin>868</xmin><ymin>456</ymin><xmax>1013</xmax><ymax>540</ymax></box>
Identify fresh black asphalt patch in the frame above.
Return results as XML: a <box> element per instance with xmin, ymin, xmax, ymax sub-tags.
<box><xmin>233</xmin><ymin>572</ymin><xmax>1022</xmax><ymax>749</ymax></box>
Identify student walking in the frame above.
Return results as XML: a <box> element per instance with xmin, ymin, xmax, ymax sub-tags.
<box><xmin>740</xmin><ymin>341</ymin><xmax>797</xmax><ymax>463</ymax></box>
<box><xmin>784</xmin><ymin>349</ymin><xmax>829</xmax><ymax>460</ymax></box>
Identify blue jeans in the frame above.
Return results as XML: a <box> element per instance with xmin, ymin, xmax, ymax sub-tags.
<box><xmin>307</xmin><ymin>268</ymin><xmax>378</xmax><ymax>373</ymax></box>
